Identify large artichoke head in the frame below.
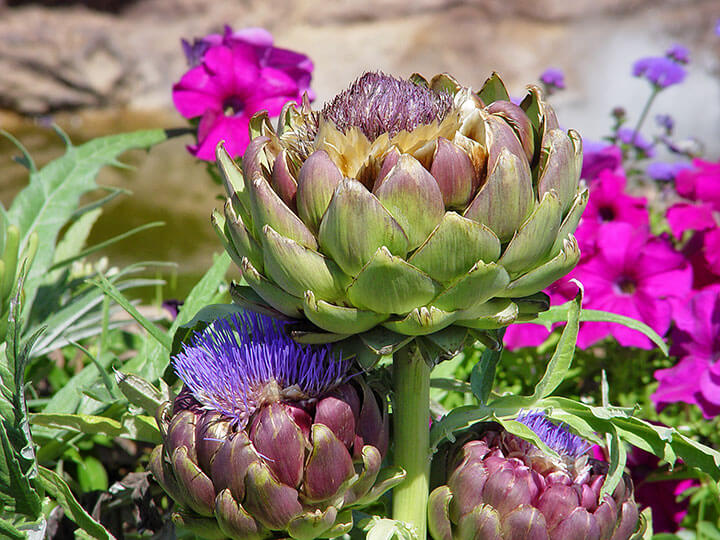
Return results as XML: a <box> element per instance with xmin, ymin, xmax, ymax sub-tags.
<box><xmin>149</xmin><ymin>312</ymin><xmax>400</xmax><ymax>540</ymax></box>
<box><xmin>214</xmin><ymin>71</ymin><xmax>586</xmax><ymax>339</ymax></box>
<box><xmin>428</xmin><ymin>414</ymin><xmax>640</xmax><ymax>540</ymax></box>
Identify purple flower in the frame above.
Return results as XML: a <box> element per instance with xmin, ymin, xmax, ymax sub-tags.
<box><xmin>517</xmin><ymin>410</ymin><xmax>590</xmax><ymax>458</ymax></box>
<box><xmin>632</xmin><ymin>56</ymin><xmax>687</xmax><ymax>88</ymax></box>
<box><xmin>655</xmin><ymin>114</ymin><xmax>674</xmax><ymax>132</ymax></box>
<box><xmin>173</xmin><ymin>312</ymin><xmax>350</xmax><ymax>427</ymax></box>
<box><xmin>646</xmin><ymin>161</ymin><xmax>691</xmax><ymax>181</ymax></box>
<box><xmin>716</xmin><ymin>18</ymin><xmax>720</xmax><ymax>36</ymax></box>
<box><xmin>571</xmin><ymin>223</ymin><xmax>692</xmax><ymax>349</ymax></box>
<box><xmin>665</xmin><ymin>44</ymin><xmax>690</xmax><ymax>65</ymax></box>
<box><xmin>580</xmin><ymin>140</ymin><xmax>623</xmax><ymax>181</ymax></box>
<box><xmin>539</xmin><ymin>67</ymin><xmax>566</xmax><ymax>94</ymax></box>
<box><xmin>652</xmin><ymin>287</ymin><xmax>720</xmax><ymax>418</ymax></box>
<box><xmin>617</xmin><ymin>127</ymin><xmax>655</xmax><ymax>157</ymax></box>
<box><xmin>173</xmin><ymin>27</ymin><xmax>314</xmax><ymax>160</ymax></box>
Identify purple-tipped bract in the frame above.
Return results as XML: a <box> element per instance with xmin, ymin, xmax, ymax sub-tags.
<box><xmin>321</xmin><ymin>71</ymin><xmax>453</xmax><ymax>140</ymax></box>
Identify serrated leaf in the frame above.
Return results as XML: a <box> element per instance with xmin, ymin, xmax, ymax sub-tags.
<box><xmin>533</xmin><ymin>304</ymin><xmax>668</xmax><ymax>356</ymax></box>
<box><xmin>7</xmin><ymin>128</ymin><xmax>167</xmax><ymax>314</ymax></box>
<box><xmin>540</xmin><ymin>397</ymin><xmax>720</xmax><ymax>482</ymax></box>
<box><xmin>36</xmin><ymin>466</ymin><xmax>113</xmax><ymax>540</ymax></box>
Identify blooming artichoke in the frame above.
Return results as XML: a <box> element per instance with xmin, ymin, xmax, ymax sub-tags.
<box><xmin>213</xmin><ymin>71</ymin><xmax>586</xmax><ymax>341</ymax></box>
<box><xmin>428</xmin><ymin>414</ymin><xmax>640</xmax><ymax>540</ymax></box>
<box><xmin>149</xmin><ymin>312</ymin><xmax>401</xmax><ymax>539</ymax></box>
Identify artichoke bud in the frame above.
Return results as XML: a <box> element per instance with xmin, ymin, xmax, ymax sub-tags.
<box><xmin>149</xmin><ymin>312</ymin><xmax>400</xmax><ymax>539</ymax></box>
<box><xmin>217</xmin><ymin>71</ymin><xmax>585</xmax><ymax>341</ymax></box>
<box><xmin>429</xmin><ymin>412</ymin><xmax>640</xmax><ymax>540</ymax></box>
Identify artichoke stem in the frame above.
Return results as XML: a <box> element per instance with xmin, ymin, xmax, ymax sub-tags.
<box><xmin>392</xmin><ymin>342</ymin><xmax>432</xmax><ymax>538</ymax></box>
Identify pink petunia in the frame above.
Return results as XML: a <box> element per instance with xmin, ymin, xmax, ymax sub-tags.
<box><xmin>570</xmin><ymin>222</ymin><xmax>692</xmax><ymax>349</ymax></box>
<box><xmin>173</xmin><ymin>27</ymin><xmax>314</xmax><ymax>160</ymax></box>
<box><xmin>653</xmin><ymin>287</ymin><xmax>720</xmax><ymax>418</ymax></box>
<box><xmin>675</xmin><ymin>158</ymin><xmax>720</xmax><ymax>212</ymax></box>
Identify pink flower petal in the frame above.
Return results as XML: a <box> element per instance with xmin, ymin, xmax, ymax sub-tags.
<box><xmin>189</xmin><ymin>115</ymin><xmax>250</xmax><ymax>161</ymax></box>
<box><xmin>172</xmin><ymin>65</ymin><xmax>224</xmax><ymax>118</ymax></box>
<box><xmin>666</xmin><ymin>203</ymin><xmax>716</xmax><ymax>238</ymax></box>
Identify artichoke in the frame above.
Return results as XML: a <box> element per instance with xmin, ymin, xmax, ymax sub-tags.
<box><xmin>149</xmin><ymin>312</ymin><xmax>402</xmax><ymax>539</ymax></box>
<box><xmin>428</xmin><ymin>414</ymin><xmax>640</xmax><ymax>540</ymax></box>
<box><xmin>214</xmin><ymin>71</ymin><xmax>586</xmax><ymax>342</ymax></box>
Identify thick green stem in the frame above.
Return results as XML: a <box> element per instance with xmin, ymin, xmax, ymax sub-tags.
<box><xmin>392</xmin><ymin>343</ymin><xmax>431</xmax><ymax>538</ymax></box>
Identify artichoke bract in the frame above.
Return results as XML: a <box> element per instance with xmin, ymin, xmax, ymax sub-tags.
<box><xmin>214</xmin><ymin>71</ymin><xmax>586</xmax><ymax>339</ymax></box>
<box><xmin>149</xmin><ymin>312</ymin><xmax>401</xmax><ymax>540</ymax></box>
<box><xmin>428</xmin><ymin>413</ymin><xmax>640</xmax><ymax>540</ymax></box>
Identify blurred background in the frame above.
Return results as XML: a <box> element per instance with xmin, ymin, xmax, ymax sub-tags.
<box><xmin>1</xmin><ymin>0</ymin><xmax>719</xmax><ymax>296</ymax></box>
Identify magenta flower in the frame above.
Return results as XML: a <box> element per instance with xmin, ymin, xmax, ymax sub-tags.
<box><xmin>675</xmin><ymin>158</ymin><xmax>720</xmax><ymax>212</ymax></box>
<box><xmin>667</xmin><ymin>159</ymin><xmax>720</xmax><ymax>288</ymax></box>
<box><xmin>172</xmin><ymin>27</ymin><xmax>314</xmax><ymax>160</ymax></box>
<box><xmin>632</xmin><ymin>56</ymin><xmax>687</xmax><ymax>88</ymax></box>
<box><xmin>571</xmin><ymin>223</ymin><xmax>692</xmax><ymax>349</ymax></box>
<box><xmin>580</xmin><ymin>140</ymin><xmax>623</xmax><ymax>181</ymax></box>
<box><xmin>653</xmin><ymin>287</ymin><xmax>720</xmax><ymax>418</ymax></box>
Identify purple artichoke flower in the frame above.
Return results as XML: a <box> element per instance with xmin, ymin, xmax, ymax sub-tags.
<box><xmin>149</xmin><ymin>312</ymin><xmax>399</xmax><ymax>539</ymax></box>
<box><xmin>428</xmin><ymin>414</ymin><xmax>640</xmax><ymax>540</ymax></box>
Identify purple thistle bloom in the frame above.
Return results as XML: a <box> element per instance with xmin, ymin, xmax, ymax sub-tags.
<box><xmin>665</xmin><ymin>44</ymin><xmax>691</xmax><ymax>65</ymax></box>
<box><xmin>517</xmin><ymin>410</ymin><xmax>591</xmax><ymax>458</ymax></box>
<box><xmin>321</xmin><ymin>71</ymin><xmax>453</xmax><ymax>141</ymax></box>
<box><xmin>173</xmin><ymin>311</ymin><xmax>350</xmax><ymax>427</ymax></box>
<box><xmin>632</xmin><ymin>56</ymin><xmax>687</xmax><ymax>88</ymax></box>
<box><xmin>655</xmin><ymin>114</ymin><xmax>674</xmax><ymax>132</ymax></box>
<box><xmin>617</xmin><ymin>127</ymin><xmax>656</xmax><ymax>157</ymax></box>
<box><xmin>646</xmin><ymin>161</ymin><xmax>692</xmax><ymax>181</ymax></box>
<box><xmin>539</xmin><ymin>67</ymin><xmax>566</xmax><ymax>93</ymax></box>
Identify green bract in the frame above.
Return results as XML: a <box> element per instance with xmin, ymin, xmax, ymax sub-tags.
<box><xmin>214</xmin><ymin>72</ymin><xmax>586</xmax><ymax>342</ymax></box>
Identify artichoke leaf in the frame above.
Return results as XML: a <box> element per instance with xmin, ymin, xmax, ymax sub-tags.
<box><xmin>346</xmin><ymin>247</ymin><xmax>442</xmax><ymax>314</ymax></box>
<box><xmin>431</xmin><ymin>261</ymin><xmax>510</xmax><ymax>312</ymax></box>
<box><xmin>381</xmin><ymin>306</ymin><xmax>458</xmax><ymax>336</ymax></box>
<box><xmin>303</xmin><ymin>290</ymin><xmax>388</xmax><ymax>335</ymax></box>
<box><xmin>498</xmin><ymin>190</ymin><xmax>563</xmax><ymax>277</ymax></box>
<box><xmin>318</xmin><ymin>179</ymin><xmax>409</xmax><ymax>276</ymax></box>
<box><xmin>262</xmin><ymin>225</ymin><xmax>350</xmax><ymax>303</ymax></box>
<box><xmin>408</xmin><ymin>212</ymin><xmax>501</xmax><ymax>284</ymax></box>
<box><xmin>240</xmin><ymin>258</ymin><xmax>303</xmax><ymax>318</ymax></box>
<box><xmin>499</xmin><ymin>235</ymin><xmax>580</xmax><ymax>298</ymax></box>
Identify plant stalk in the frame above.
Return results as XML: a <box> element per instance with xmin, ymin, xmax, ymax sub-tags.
<box><xmin>392</xmin><ymin>342</ymin><xmax>432</xmax><ymax>538</ymax></box>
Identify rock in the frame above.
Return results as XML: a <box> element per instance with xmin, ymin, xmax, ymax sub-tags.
<box><xmin>0</xmin><ymin>0</ymin><xmax>718</xmax><ymax>157</ymax></box>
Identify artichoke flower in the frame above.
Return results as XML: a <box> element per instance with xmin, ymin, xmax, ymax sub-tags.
<box><xmin>149</xmin><ymin>312</ymin><xmax>402</xmax><ymax>539</ymax></box>
<box><xmin>428</xmin><ymin>413</ymin><xmax>640</xmax><ymax>540</ymax></box>
<box><xmin>214</xmin><ymin>71</ymin><xmax>586</xmax><ymax>343</ymax></box>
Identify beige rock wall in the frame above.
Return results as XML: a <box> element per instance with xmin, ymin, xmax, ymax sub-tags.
<box><xmin>1</xmin><ymin>0</ymin><xmax>719</xmax><ymax>153</ymax></box>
